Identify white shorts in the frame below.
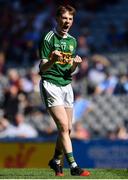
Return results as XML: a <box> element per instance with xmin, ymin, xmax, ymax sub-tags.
<box><xmin>40</xmin><ymin>80</ymin><xmax>74</xmax><ymax>108</ymax></box>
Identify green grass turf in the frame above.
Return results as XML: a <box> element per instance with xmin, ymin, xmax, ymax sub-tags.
<box><xmin>0</xmin><ymin>168</ymin><xmax>128</xmax><ymax>179</ymax></box>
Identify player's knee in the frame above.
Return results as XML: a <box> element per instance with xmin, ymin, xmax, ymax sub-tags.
<box><xmin>58</xmin><ymin>124</ymin><xmax>69</xmax><ymax>134</ymax></box>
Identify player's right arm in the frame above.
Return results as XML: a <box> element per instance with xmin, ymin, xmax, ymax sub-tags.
<box><xmin>39</xmin><ymin>50</ymin><xmax>62</xmax><ymax>72</ymax></box>
<box><xmin>39</xmin><ymin>36</ymin><xmax>62</xmax><ymax>73</ymax></box>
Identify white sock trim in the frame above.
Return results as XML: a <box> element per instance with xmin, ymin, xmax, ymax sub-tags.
<box><xmin>70</xmin><ymin>162</ymin><xmax>77</xmax><ymax>168</ymax></box>
<box><xmin>54</xmin><ymin>159</ymin><xmax>61</xmax><ymax>165</ymax></box>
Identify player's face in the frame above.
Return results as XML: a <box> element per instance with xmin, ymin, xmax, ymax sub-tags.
<box><xmin>56</xmin><ymin>11</ymin><xmax>73</xmax><ymax>36</ymax></box>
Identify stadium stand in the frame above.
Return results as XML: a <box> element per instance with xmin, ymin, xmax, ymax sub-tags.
<box><xmin>84</xmin><ymin>95</ymin><xmax>128</xmax><ymax>138</ymax></box>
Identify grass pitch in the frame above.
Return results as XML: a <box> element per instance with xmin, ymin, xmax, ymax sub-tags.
<box><xmin>0</xmin><ymin>168</ymin><xmax>128</xmax><ymax>179</ymax></box>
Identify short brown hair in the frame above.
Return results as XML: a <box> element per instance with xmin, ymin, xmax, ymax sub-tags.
<box><xmin>56</xmin><ymin>5</ymin><xmax>76</xmax><ymax>17</ymax></box>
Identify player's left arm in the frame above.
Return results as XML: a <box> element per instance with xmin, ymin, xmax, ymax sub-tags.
<box><xmin>69</xmin><ymin>38</ymin><xmax>82</xmax><ymax>73</ymax></box>
<box><xmin>70</xmin><ymin>55</ymin><xmax>82</xmax><ymax>73</ymax></box>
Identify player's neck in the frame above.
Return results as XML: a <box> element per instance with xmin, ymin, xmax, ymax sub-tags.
<box><xmin>55</xmin><ymin>27</ymin><xmax>68</xmax><ymax>38</ymax></box>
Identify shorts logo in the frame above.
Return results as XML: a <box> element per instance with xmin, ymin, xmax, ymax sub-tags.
<box><xmin>47</xmin><ymin>97</ymin><xmax>54</xmax><ymax>105</ymax></box>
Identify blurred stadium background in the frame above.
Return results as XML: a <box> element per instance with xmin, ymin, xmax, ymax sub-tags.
<box><xmin>0</xmin><ymin>0</ymin><xmax>128</xmax><ymax>169</ymax></box>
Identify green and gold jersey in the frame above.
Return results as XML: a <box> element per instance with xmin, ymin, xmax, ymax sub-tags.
<box><xmin>39</xmin><ymin>29</ymin><xmax>77</xmax><ymax>86</ymax></box>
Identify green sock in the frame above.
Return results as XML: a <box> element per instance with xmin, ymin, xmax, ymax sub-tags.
<box><xmin>53</xmin><ymin>148</ymin><xmax>63</xmax><ymax>164</ymax></box>
<box><xmin>65</xmin><ymin>152</ymin><xmax>77</xmax><ymax>168</ymax></box>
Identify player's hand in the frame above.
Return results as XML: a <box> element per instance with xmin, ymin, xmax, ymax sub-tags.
<box><xmin>73</xmin><ymin>55</ymin><xmax>82</xmax><ymax>64</ymax></box>
<box><xmin>50</xmin><ymin>50</ymin><xmax>62</xmax><ymax>62</ymax></box>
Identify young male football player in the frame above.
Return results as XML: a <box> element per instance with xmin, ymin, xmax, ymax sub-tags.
<box><xmin>39</xmin><ymin>5</ymin><xmax>90</xmax><ymax>177</ymax></box>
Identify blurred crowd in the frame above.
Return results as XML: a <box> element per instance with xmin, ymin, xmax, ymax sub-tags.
<box><xmin>1</xmin><ymin>0</ymin><xmax>128</xmax><ymax>67</ymax></box>
<box><xmin>0</xmin><ymin>0</ymin><xmax>128</xmax><ymax>140</ymax></box>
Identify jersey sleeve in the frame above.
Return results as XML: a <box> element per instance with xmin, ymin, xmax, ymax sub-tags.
<box><xmin>39</xmin><ymin>36</ymin><xmax>52</xmax><ymax>61</ymax></box>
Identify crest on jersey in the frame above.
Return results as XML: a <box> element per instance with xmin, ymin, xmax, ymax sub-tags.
<box><xmin>69</xmin><ymin>45</ymin><xmax>74</xmax><ymax>52</ymax></box>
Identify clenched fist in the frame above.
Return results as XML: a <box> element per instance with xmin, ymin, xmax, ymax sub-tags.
<box><xmin>50</xmin><ymin>50</ymin><xmax>62</xmax><ymax>62</ymax></box>
<box><xmin>73</xmin><ymin>55</ymin><xmax>82</xmax><ymax>64</ymax></box>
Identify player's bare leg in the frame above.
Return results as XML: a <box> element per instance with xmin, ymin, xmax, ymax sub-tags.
<box><xmin>65</xmin><ymin>107</ymin><xmax>73</xmax><ymax>135</ymax></box>
<box><xmin>49</xmin><ymin>107</ymin><xmax>73</xmax><ymax>176</ymax></box>
<box><xmin>49</xmin><ymin>106</ymin><xmax>73</xmax><ymax>152</ymax></box>
<box><xmin>48</xmin><ymin>105</ymin><xmax>72</xmax><ymax>176</ymax></box>
<box><xmin>48</xmin><ymin>105</ymin><xmax>90</xmax><ymax>176</ymax></box>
